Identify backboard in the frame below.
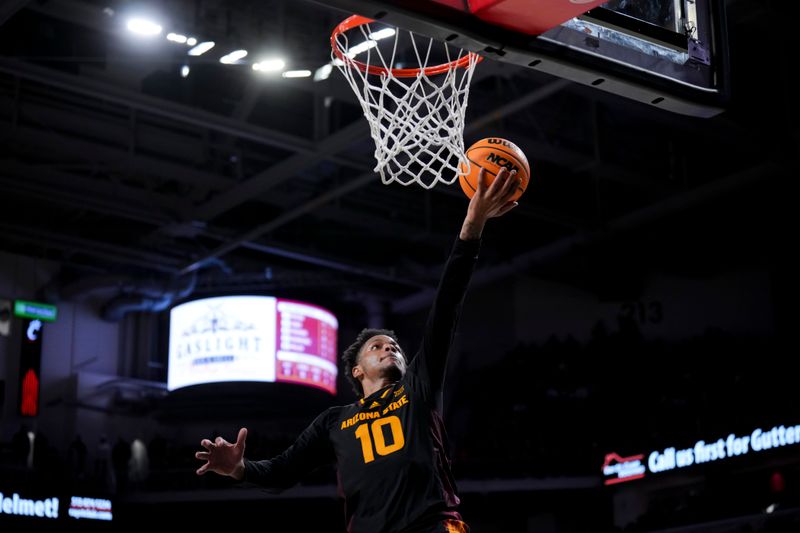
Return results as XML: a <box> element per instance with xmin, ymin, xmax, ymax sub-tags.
<box><xmin>312</xmin><ymin>0</ymin><xmax>728</xmax><ymax>117</ymax></box>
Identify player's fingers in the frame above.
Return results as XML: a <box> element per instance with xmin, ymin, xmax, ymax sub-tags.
<box><xmin>200</xmin><ymin>439</ymin><xmax>214</xmax><ymax>451</ymax></box>
<box><xmin>195</xmin><ymin>451</ymin><xmax>210</xmax><ymax>461</ymax></box>
<box><xmin>215</xmin><ymin>436</ymin><xmax>226</xmax><ymax>446</ymax></box>
<box><xmin>502</xmin><ymin>170</ymin><xmax>519</xmax><ymax>197</ymax></box>
<box><xmin>496</xmin><ymin>201</ymin><xmax>519</xmax><ymax>217</ymax></box>
<box><xmin>235</xmin><ymin>428</ymin><xmax>248</xmax><ymax>448</ymax></box>
<box><xmin>196</xmin><ymin>463</ymin><xmax>209</xmax><ymax>476</ymax></box>
<box><xmin>475</xmin><ymin>167</ymin><xmax>487</xmax><ymax>193</ymax></box>
<box><xmin>489</xmin><ymin>167</ymin><xmax>509</xmax><ymax>195</ymax></box>
<box><xmin>495</xmin><ymin>166</ymin><xmax>509</xmax><ymax>183</ymax></box>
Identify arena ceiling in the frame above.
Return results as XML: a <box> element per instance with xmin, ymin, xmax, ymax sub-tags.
<box><xmin>0</xmin><ymin>0</ymin><xmax>791</xmax><ymax>314</ymax></box>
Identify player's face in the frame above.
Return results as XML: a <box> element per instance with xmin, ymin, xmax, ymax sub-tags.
<box><xmin>357</xmin><ymin>335</ymin><xmax>406</xmax><ymax>382</ymax></box>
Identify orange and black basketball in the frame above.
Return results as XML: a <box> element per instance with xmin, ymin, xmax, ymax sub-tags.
<box><xmin>458</xmin><ymin>137</ymin><xmax>530</xmax><ymax>201</ymax></box>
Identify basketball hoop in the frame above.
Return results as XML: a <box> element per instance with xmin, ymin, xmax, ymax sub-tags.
<box><xmin>331</xmin><ymin>15</ymin><xmax>483</xmax><ymax>189</ymax></box>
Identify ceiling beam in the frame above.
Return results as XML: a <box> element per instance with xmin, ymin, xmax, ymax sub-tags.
<box><xmin>192</xmin><ymin>119</ymin><xmax>369</xmax><ymax>220</ymax></box>
<box><xmin>0</xmin><ymin>58</ymin><xmax>314</xmax><ymax>153</ymax></box>
<box><xmin>0</xmin><ymin>95</ymin><xmax>473</xmax><ymax>243</ymax></box>
<box><xmin>0</xmin><ymin>159</ymin><xmax>428</xmax><ymax>288</ymax></box>
<box><xmin>0</xmin><ymin>175</ymin><xmax>174</xmax><ymax>226</ymax></box>
<box><xmin>182</xmin><ymin>78</ymin><xmax>572</xmax><ymax>269</ymax></box>
<box><xmin>1</xmin><ymin>93</ymin><xmax>377</xmax><ymax>199</ymax></box>
<box><xmin>0</xmin><ymin>223</ymin><xmax>184</xmax><ymax>273</ymax></box>
<box><xmin>391</xmin><ymin>160</ymin><xmax>781</xmax><ymax>313</ymax></box>
<box><xmin>234</xmin><ymin>238</ymin><xmax>429</xmax><ymax>289</ymax></box>
<box><xmin>3</xmin><ymin>77</ymin><xmax>588</xmax><ymax>233</ymax></box>
<box><xmin>0</xmin><ymin>0</ymin><xmax>29</xmax><ymax>27</ymax></box>
<box><xmin>0</xmin><ymin>93</ymin><xmax>206</xmax><ymax>168</ymax></box>
<box><xmin>2</xmin><ymin>93</ymin><xmax>449</xmax><ymax>242</ymax></box>
<box><xmin>499</xmin><ymin>131</ymin><xmax>668</xmax><ymax>191</ymax></box>
<box><xmin>180</xmin><ymin>172</ymin><xmax>376</xmax><ymax>274</ymax></box>
<box><xmin>6</xmin><ymin>124</ymin><xmax>230</xmax><ymax>190</ymax></box>
<box><xmin>190</xmin><ymin>60</ymin><xmax>513</xmax><ymax>220</ymax></box>
<box><xmin>2</xmin><ymin>58</ymin><xmax>595</xmax><ymax>283</ymax></box>
<box><xmin>0</xmin><ymin>154</ymin><xmax>156</xmax><ymax>215</ymax></box>
<box><xmin>2</xmin><ymin>85</ymin><xmax>658</xmax><ymax>223</ymax></box>
<box><xmin>24</xmin><ymin>0</ymin><xmax>106</xmax><ymax>31</ymax></box>
<box><xmin>2</xmin><ymin>81</ymin><xmax>593</xmax><ymax>282</ymax></box>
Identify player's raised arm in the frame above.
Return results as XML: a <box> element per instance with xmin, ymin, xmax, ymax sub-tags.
<box><xmin>414</xmin><ymin>167</ymin><xmax>520</xmax><ymax>403</ymax></box>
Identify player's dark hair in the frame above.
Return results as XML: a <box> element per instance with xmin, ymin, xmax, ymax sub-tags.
<box><xmin>342</xmin><ymin>328</ymin><xmax>401</xmax><ymax>397</ymax></box>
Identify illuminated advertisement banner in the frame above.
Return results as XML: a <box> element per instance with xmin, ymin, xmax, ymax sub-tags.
<box><xmin>168</xmin><ymin>296</ymin><xmax>338</xmax><ymax>394</ymax></box>
<box><xmin>0</xmin><ymin>492</ymin><xmax>59</xmax><ymax>519</ymax></box>
<box><xmin>275</xmin><ymin>299</ymin><xmax>338</xmax><ymax>392</ymax></box>
<box><xmin>603</xmin><ymin>423</ymin><xmax>800</xmax><ymax>485</ymax></box>
<box><xmin>601</xmin><ymin>453</ymin><xmax>646</xmax><ymax>485</ymax></box>
<box><xmin>68</xmin><ymin>496</ymin><xmax>113</xmax><ymax>521</ymax></box>
<box><xmin>0</xmin><ymin>491</ymin><xmax>113</xmax><ymax>524</ymax></box>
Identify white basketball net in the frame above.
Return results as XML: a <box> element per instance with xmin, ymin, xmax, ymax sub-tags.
<box><xmin>333</xmin><ymin>19</ymin><xmax>481</xmax><ymax>189</ymax></box>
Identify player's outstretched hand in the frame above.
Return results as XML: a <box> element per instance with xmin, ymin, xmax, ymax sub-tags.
<box><xmin>195</xmin><ymin>427</ymin><xmax>247</xmax><ymax>480</ymax></box>
<box><xmin>460</xmin><ymin>166</ymin><xmax>520</xmax><ymax>240</ymax></box>
<box><xmin>467</xmin><ymin>166</ymin><xmax>520</xmax><ymax>222</ymax></box>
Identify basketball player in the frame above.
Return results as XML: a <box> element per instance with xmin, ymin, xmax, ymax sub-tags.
<box><xmin>196</xmin><ymin>167</ymin><xmax>520</xmax><ymax>533</ymax></box>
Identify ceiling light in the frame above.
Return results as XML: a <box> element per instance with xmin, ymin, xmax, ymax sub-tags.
<box><xmin>180</xmin><ymin>65</ymin><xmax>190</xmax><ymax>78</ymax></box>
<box><xmin>313</xmin><ymin>64</ymin><xmax>333</xmax><ymax>81</ymax></box>
<box><xmin>368</xmin><ymin>28</ymin><xmax>396</xmax><ymax>40</ymax></box>
<box><xmin>220</xmin><ymin>49</ymin><xmax>248</xmax><ymax>64</ymax></box>
<box><xmin>282</xmin><ymin>70</ymin><xmax>311</xmax><ymax>78</ymax></box>
<box><xmin>186</xmin><ymin>37</ymin><xmax>197</xmax><ymax>46</ymax></box>
<box><xmin>252</xmin><ymin>58</ymin><xmax>285</xmax><ymax>72</ymax></box>
<box><xmin>187</xmin><ymin>41</ymin><xmax>215</xmax><ymax>56</ymax></box>
<box><xmin>126</xmin><ymin>18</ymin><xmax>162</xmax><ymax>36</ymax></box>
<box><xmin>347</xmin><ymin>40</ymin><xmax>377</xmax><ymax>58</ymax></box>
<box><xmin>166</xmin><ymin>32</ymin><xmax>187</xmax><ymax>44</ymax></box>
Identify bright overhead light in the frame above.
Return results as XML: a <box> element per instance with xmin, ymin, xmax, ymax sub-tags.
<box><xmin>180</xmin><ymin>65</ymin><xmax>190</xmax><ymax>78</ymax></box>
<box><xmin>368</xmin><ymin>28</ymin><xmax>395</xmax><ymax>40</ymax></box>
<box><xmin>252</xmin><ymin>58</ymin><xmax>285</xmax><ymax>72</ymax></box>
<box><xmin>331</xmin><ymin>57</ymin><xmax>345</xmax><ymax>67</ymax></box>
<box><xmin>187</xmin><ymin>41</ymin><xmax>215</xmax><ymax>56</ymax></box>
<box><xmin>186</xmin><ymin>37</ymin><xmax>197</xmax><ymax>46</ymax></box>
<box><xmin>347</xmin><ymin>40</ymin><xmax>377</xmax><ymax>58</ymax></box>
<box><xmin>166</xmin><ymin>32</ymin><xmax>187</xmax><ymax>43</ymax></box>
<box><xmin>282</xmin><ymin>70</ymin><xmax>311</xmax><ymax>78</ymax></box>
<box><xmin>313</xmin><ymin>63</ymin><xmax>333</xmax><ymax>81</ymax></box>
<box><xmin>220</xmin><ymin>49</ymin><xmax>248</xmax><ymax>64</ymax></box>
<box><xmin>126</xmin><ymin>18</ymin><xmax>163</xmax><ymax>36</ymax></box>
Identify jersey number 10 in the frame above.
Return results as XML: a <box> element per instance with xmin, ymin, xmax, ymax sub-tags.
<box><xmin>354</xmin><ymin>415</ymin><xmax>405</xmax><ymax>463</ymax></box>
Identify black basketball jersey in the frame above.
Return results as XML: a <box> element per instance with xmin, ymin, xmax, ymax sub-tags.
<box><xmin>243</xmin><ymin>237</ymin><xmax>480</xmax><ymax>533</ymax></box>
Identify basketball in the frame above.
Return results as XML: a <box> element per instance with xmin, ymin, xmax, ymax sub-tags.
<box><xmin>459</xmin><ymin>137</ymin><xmax>530</xmax><ymax>201</ymax></box>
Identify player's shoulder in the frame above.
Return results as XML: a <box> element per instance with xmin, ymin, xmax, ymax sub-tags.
<box><xmin>321</xmin><ymin>404</ymin><xmax>348</xmax><ymax>418</ymax></box>
<box><xmin>310</xmin><ymin>405</ymin><xmax>346</xmax><ymax>427</ymax></box>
